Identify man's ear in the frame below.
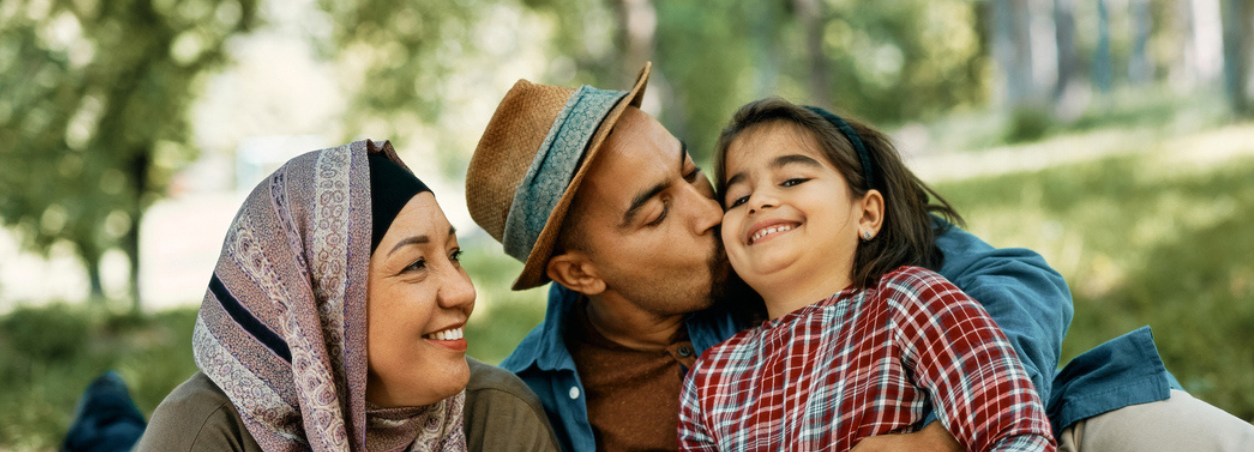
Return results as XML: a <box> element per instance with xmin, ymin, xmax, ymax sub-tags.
<box><xmin>859</xmin><ymin>189</ymin><xmax>885</xmax><ymax>237</ymax></box>
<box><xmin>546</xmin><ymin>251</ymin><xmax>606</xmax><ymax>295</ymax></box>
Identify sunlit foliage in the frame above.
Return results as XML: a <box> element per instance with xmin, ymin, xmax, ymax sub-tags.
<box><xmin>0</xmin><ymin>0</ymin><xmax>259</xmax><ymax>306</ymax></box>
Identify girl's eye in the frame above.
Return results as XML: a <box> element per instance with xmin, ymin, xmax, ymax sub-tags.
<box><xmin>449</xmin><ymin>249</ymin><xmax>463</xmax><ymax>263</ymax></box>
<box><xmin>727</xmin><ymin>195</ymin><xmax>749</xmax><ymax>209</ymax></box>
<box><xmin>782</xmin><ymin>178</ymin><xmax>809</xmax><ymax>187</ymax></box>
<box><xmin>403</xmin><ymin>258</ymin><xmax>427</xmax><ymax>273</ymax></box>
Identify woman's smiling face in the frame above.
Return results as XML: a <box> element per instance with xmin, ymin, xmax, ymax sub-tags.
<box><xmin>720</xmin><ymin>121</ymin><xmax>867</xmax><ymax>311</ymax></box>
<box><xmin>366</xmin><ymin>192</ymin><xmax>476</xmax><ymax>407</ymax></box>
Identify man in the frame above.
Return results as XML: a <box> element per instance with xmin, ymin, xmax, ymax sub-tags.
<box><xmin>465</xmin><ymin>63</ymin><xmax>1254</xmax><ymax>452</ymax></box>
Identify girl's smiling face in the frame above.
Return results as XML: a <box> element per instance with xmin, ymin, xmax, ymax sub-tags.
<box><xmin>721</xmin><ymin>121</ymin><xmax>880</xmax><ymax>317</ymax></box>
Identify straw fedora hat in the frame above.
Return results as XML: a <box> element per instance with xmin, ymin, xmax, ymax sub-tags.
<box><xmin>467</xmin><ymin>63</ymin><xmax>652</xmax><ymax>290</ymax></box>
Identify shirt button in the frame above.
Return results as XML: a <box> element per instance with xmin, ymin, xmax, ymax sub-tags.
<box><xmin>569</xmin><ymin>386</ymin><xmax>580</xmax><ymax>400</ymax></box>
<box><xmin>678</xmin><ymin>346</ymin><xmax>693</xmax><ymax>357</ymax></box>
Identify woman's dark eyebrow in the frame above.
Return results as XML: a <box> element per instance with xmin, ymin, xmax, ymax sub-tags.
<box><xmin>388</xmin><ymin>235</ymin><xmax>428</xmax><ymax>256</ymax></box>
<box><xmin>387</xmin><ymin>226</ymin><xmax>456</xmax><ymax>256</ymax></box>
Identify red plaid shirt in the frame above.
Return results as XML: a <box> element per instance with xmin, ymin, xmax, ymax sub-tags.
<box><xmin>678</xmin><ymin>266</ymin><xmax>1055</xmax><ymax>452</ymax></box>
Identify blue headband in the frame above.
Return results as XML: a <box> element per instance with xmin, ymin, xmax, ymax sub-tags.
<box><xmin>804</xmin><ymin>106</ymin><xmax>877</xmax><ymax>190</ymax></box>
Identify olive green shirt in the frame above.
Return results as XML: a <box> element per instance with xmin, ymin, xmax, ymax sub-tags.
<box><xmin>137</xmin><ymin>357</ymin><xmax>559</xmax><ymax>452</ymax></box>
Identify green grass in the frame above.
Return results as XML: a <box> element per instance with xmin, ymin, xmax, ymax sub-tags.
<box><xmin>937</xmin><ymin>149</ymin><xmax>1254</xmax><ymax>421</ymax></box>
<box><xmin>914</xmin><ymin>84</ymin><xmax>1232</xmax><ymax>154</ymax></box>
<box><xmin>0</xmin><ymin>305</ymin><xmax>198</xmax><ymax>451</ymax></box>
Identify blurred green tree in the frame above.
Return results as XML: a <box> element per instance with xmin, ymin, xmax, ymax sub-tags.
<box><xmin>316</xmin><ymin>0</ymin><xmax>624</xmax><ymax>176</ymax></box>
<box><xmin>0</xmin><ymin>0</ymin><xmax>259</xmax><ymax>308</ymax></box>
<box><xmin>1222</xmin><ymin>0</ymin><xmax>1251</xmax><ymax>115</ymax></box>
<box><xmin>317</xmin><ymin>0</ymin><xmax>996</xmax><ymax>166</ymax></box>
<box><xmin>315</xmin><ymin>0</ymin><xmax>476</xmax><ymax>127</ymax></box>
<box><xmin>762</xmin><ymin>0</ymin><xmax>989</xmax><ymax>126</ymax></box>
<box><xmin>656</xmin><ymin>0</ymin><xmax>995</xmax><ymax>157</ymax></box>
<box><xmin>652</xmin><ymin>0</ymin><xmax>761</xmax><ymax>158</ymax></box>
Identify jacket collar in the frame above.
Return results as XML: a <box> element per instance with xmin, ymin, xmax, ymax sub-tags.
<box><xmin>500</xmin><ymin>283</ymin><xmax>581</xmax><ymax>374</ymax></box>
<box><xmin>503</xmin><ymin>283</ymin><xmax>747</xmax><ymax>373</ymax></box>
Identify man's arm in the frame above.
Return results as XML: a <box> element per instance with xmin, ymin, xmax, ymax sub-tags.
<box><xmin>889</xmin><ymin>268</ymin><xmax>1055</xmax><ymax>452</ymax></box>
<box><xmin>934</xmin><ymin>221</ymin><xmax>1073</xmax><ymax>402</ymax></box>
<box><xmin>855</xmin><ymin>221</ymin><xmax>1072</xmax><ymax>451</ymax></box>
<box><xmin>850</xmin><ymin>422</ymin><xmax>961</xmax><ymax>452</ymax></box>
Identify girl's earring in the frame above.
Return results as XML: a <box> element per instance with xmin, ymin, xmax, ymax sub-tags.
<box><xmin>862</xmin><ymin>231</ymin><xmax>873</xmax><ymax>241</ymax></box>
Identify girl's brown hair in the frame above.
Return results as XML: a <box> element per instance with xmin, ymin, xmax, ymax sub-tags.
<box><xmin>714</xmin><ymin>98</ymin><xmax>964</xmax><ymax>290</ymax></box>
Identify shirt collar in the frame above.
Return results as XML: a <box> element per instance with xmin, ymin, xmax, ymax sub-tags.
<box><xmin>504</xmin><ymin>283</ymin><xmax>582</xmax><ymax>373</ymax></box>
<box><xmin>506</xmin><ymin>283</ymin><xmax>747</xmax><ymax>371</ymax></box>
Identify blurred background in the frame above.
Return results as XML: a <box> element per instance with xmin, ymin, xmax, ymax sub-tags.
<box><xmin>2</xmin><ymin>0</ymin><xmax>1253</xmax><ymax>448</ymax></box>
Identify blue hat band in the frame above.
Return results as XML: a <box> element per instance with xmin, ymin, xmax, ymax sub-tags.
<box><xmin>502</xmin><ymin>85</ymin><xmax>628</xmax><ymax>262</ymax></box>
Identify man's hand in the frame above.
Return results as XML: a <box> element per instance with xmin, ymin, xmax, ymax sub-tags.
<box><xmin>849</xmin><ymin>422</ymin><xmax>967</xmax><ymax>452</ymax></box>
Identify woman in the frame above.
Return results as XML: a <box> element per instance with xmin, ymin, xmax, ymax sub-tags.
<box><xmin>136</xmin><ymin>140</ymin><xmax>559</xmax><ymax>451</ymax></box>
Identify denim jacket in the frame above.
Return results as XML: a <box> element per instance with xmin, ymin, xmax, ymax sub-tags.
<box><xmin>500</xmin><ymin>223</ymin><xmax>1173</xmax><ymax>451</ymax></box>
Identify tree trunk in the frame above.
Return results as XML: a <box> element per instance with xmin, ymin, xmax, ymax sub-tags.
<box><xmin>1053</xmin><ymin>0</ymin><xmax>1078</xmax><ymax>100</ymax></box>
<box><xmin>1171</xmin><ymin>0</ymin><xmax>1198</xmax><ymax>89</ymax></box>
<box><xmin>84</xmin><ymin>249</ymin><xmax>105</xmax><ymax>302</ymax></box>
<box><xmin>1129</xmin><ymin>0</ymin><xmax>1153</xmax><ymax>84</ymax></box>
<box><xmin>124</xmin><ymin>212</ymin><xmax>141</xmax><ymax>312</ymax></box>
<box><xmin>991</xmin><ymin>0</ymin><xmax>1038</xmax><ymax>108</ymax></box>
<box><xmin>794</xmin><ymin>0</ymin><xmax>832</xmax><ymax>109</ymax></box>
<box><xmin>1094</xmin><ymin>0</ymin><xmax>1113</xmax><ymax>94</ymax></box>
<box><xmin>1222</xmin><ymin>0</ymin><xmax>1251</xmax><ymax>115</ymax></box>
<box><xmin>1052</xmin><ymin>0</ymin><xmax>1087</xmax><ymax>121</ymax></box>
<box><xmin>127</xmin><ymin>153</ymin><xmax>149</xmax><ymax>312</ymax></box>
<box><xmin>617</xmin><ymin>0</ymin><xmax>657</xmax><ymax>88</ymax></box>
<box><xmin>751</xmin><ymin>0</ymin><xmax>782</xmax><ymax>98</ymax></box>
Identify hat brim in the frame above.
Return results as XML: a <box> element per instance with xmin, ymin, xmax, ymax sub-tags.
<box><xmin>510</xmin><ymin>62</ymin><xmax>652</xmax><ymax>290</ymax></box>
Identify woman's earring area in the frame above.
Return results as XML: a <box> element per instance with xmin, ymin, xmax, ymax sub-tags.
<box><xmin>861</xmin><ymin>230</ymin><xmax>873</xmax><ymax>241</ymax></box>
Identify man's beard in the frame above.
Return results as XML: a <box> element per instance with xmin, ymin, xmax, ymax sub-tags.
<box><xmin>706</xmin><ymin>232</ymin><xmax>767</xmax><ymax>324</ymax></box>
<box><xmin>704</xmin><ymin>239</ymin><xmax>731</xmax><ymax>306</ymax></box>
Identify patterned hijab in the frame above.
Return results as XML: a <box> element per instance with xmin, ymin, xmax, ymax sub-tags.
<box><xmin>193</xmin><ymin>140</ymin><xmax>467</xmax><ymax>452</ymax></box>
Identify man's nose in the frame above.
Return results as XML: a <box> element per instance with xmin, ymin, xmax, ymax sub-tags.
<box><xmin>688</xmin><ymin>185</ymin><xmax>723</xmax><ymax>234</ymax></box>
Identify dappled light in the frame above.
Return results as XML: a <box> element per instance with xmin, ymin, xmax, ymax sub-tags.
<box><xmin>4</xmin><ymin>0</ymin><xmax>1254</xmax><ymax>449</ymax></box>
<box><xmin>940</xmin><ymin>142</ymin><xmax>1254</xmax><ymax>420</ymax></box>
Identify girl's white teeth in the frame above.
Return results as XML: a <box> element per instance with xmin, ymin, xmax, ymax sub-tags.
<box><xmin>425</xmin><ymin>327</ymin><xmax>463</xmax><ymax>341</ymax></box>
<box><xmin>751</xmin><ymin>225</ymin><xmax>793</xmax><ymax>244</ymax></box>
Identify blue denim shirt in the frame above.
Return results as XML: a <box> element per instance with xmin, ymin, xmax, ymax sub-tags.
<box><xmin>500</xmin><ymin>223</ymin><xmax>1172</xmax><ymax>451</ymax></box>
<box><xmin>1047</xmin><ymin>326</ymin><xmax>1182</xmax><ymax>435</ymax></box>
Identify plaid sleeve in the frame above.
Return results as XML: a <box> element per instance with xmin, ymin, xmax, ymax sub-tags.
<box><xmin>886</xmin><ymin>267</ymin><xmax>1056</xmax><ymax>452</ymax></box>
<box><xmin>678</xmin><ymin>359</ymin><xmax>718</xmax><ymax>452</ymax></box>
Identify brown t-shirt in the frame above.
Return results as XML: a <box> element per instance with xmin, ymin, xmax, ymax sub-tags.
<box><xmin>136</xmin><ymin>357</ymin><xmax>559</xmax><ymax>452</ymax></box>
<box><xmin>566</xmin><ymin>301</ymin><xmax>697</xmax><ymax>452</ymax></box>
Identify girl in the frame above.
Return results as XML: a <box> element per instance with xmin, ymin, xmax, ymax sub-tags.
<box><xmin>677</xmin><ymin>99</ymin><xmax>1055</xmax><ymax>452</ymax></box>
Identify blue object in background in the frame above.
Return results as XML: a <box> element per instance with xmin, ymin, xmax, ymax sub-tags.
<box><xmin>61</xmin><ymin>371</ymin><xmax>146</xmax><ymax>452</ymax></box>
